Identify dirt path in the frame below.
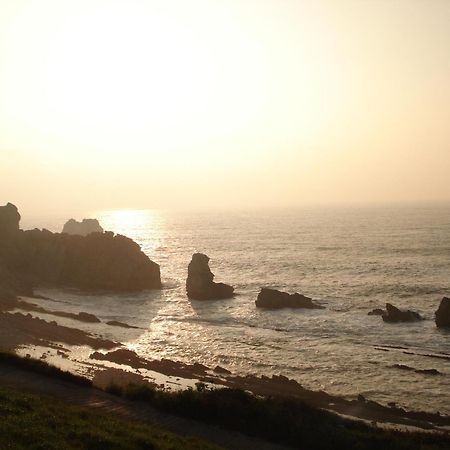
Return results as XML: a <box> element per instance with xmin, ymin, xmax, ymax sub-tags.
<box><xmin>0</xmin><ymin>362</ymin><xmax>291</xmax><ymax>450</ymax></box>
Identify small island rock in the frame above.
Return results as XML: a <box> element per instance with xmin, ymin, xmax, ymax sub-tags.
<box><xmin>62</xmin><ymin>218</ymin><xmax>104</xmax><ymax>236</ymax></box>
<box><xmin>435</xmin><ymin>297</ymin><xmax>450</xmax><ymax>328</ymax></box>
<box><xmin>382</xmin><ymin>303</ymin><xmax>422</xmax><ymax>323</ymax></box>
<box><xmin>256</xmin><ymin>288</ymin><xmax>324</xmax><ymax>310</ymax></box>
<box><xmin>186</xmin><ymin>253</ymin><xmax>234</xmax><ymax>300</ymax></box>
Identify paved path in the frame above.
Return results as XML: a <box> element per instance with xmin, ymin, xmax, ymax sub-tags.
<box><xmin>0</xmin><ymin>363</ymin><xmax>291</xmax><ymax>450</ymax></box>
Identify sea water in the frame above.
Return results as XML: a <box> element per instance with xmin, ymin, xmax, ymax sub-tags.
<box><xmin>22</xmin><ymin>204</ymin><xmax>450</xmax><ymax>414</ymax></box>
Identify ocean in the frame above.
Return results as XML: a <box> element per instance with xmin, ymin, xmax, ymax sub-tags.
<box><xmin>21</xmin><ymin>204</ymin><xmax>450</xmax><ymax>414</ymax></box>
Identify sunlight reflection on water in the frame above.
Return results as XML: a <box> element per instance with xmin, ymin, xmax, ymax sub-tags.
<box><xmin>96</xmin><ymin>209</ymin><xmax>166</xmax><ymax>256</ymax></box>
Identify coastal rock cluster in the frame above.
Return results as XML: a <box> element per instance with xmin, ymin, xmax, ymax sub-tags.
<box><xmin>186</xmin><ymin>253</ymin><xmax>234</xmax><ymax>300</ymax></box>
<box><xmin>0</xmin><ymin>203</ymin><xmax>161</xmax><ymax>298</ymax></box>
<box><xmin>62</xmin><ymin>218</ymin><xmax>104</xmax><ymax>236</ymax></box>
<box><xmin>2</xmin><ymin>203</ymin><xmax>449</xmax><ymax>331</ymax></box>
<box><xmin>255</xmin><ymin>288</ymin><xmax>323</xmax><ymax>309</ymax></box>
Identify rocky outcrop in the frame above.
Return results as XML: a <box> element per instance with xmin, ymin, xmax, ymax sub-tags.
<box><xmin>368</xmin><ymin>308</ymin><xmax>385</xmax><ymax>316</ymax></box>
<box><xmin>0</xmin><ymin>203</ymin><xmax>20</xmax><ymax>237</ymax></box>
<box><xmin>0</xmin><ymin>264</ymin><xmax>33</xmax><ymax>300</ymax></box>
<box><xmin>255</xmin><ymin>288</ymin><xmax>324</xmax><ymax>309</ymax></box>
<box><xmin>62</xmin><ymin>218</ymin><xmax>104</xmax><ymax>236</ymax></box>
<box><xmin>435</xmin><ymin>297</ymin><xmax>450</xmax><ymax>328</ymax></box>
<box><xmin>382</xmin><ymin>303</ymin><xmax>422</xmax><ymax>323</ymax></box>
<box><xmin>0</xmin><ymin>203</ymin><xmax>161</xmax><ymax>294</ymax></box>
<box><xmin>186</xmin><ymin>253</ymin><xmax>234</xmax><ymax>300</ymax></box>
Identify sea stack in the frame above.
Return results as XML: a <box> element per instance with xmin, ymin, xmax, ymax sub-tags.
<box><xmin>186</xmin><ymin>253</ymin><xmax>234</xmax><ymax>300</ymax></box>
<box><xmin>256</xmin><ymin>288</ymin><xmax>324</xmax><ymax>309</ymax></box>
<box><xmin>435</xmin><ymin>297</ymin><xmax>450</xmax><ymax>328</ymax></box>
<box><xmin>62</xmin><ymin>218</ymin><xmax>104</xmax><ymax>236</ymax></box>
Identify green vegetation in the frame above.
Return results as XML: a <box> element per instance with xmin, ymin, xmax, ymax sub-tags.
<box><xmin>107</xmin><ymin>382</ymin><xmax>450</xmax><ymax>450</ymax></box>
<box><xmin>0</xmin><ymin>386</ymin><xmax>221</xmax><ymax>450</ymax></box>
<box><xmin>0</xmin><ymin>351</ymin><xmax>91</xmax><ymax>387</ymax></box>
<box><xmin>1</xmin><ymin>351</ymin><xmax>449</xmax><ymax>449</ymax></box>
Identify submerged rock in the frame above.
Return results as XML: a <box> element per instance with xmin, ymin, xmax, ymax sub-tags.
<box><xmin>382</xmin><ymin>303</ymin><xmax>422</xmax><ymax>323</ymax></box>
<box><xmin>186</xmin><ymin>253</ymin><xmax>234</xmax><ymax>300</ymax></box>
<box><xmin>62</xmin><ymin>218</ymin><xmax>104</xmax><ymax>236</ymax></box>
<box><xmin>435</xmin><ymin>297</ymin><xmax>450</xmax><ymax>328</ymax></box>
<box><xmin>255</xmin><ymin>288</ymin><xmax>324</xmax><ymax>310</ymax></box>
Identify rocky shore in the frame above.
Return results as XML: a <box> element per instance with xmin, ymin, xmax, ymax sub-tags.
<box><xmin>1</xmin><ymin>201</ymin><xmax>450</xmax><ymax>435</ymax></box>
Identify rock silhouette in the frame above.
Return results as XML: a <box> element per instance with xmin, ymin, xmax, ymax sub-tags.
<box><xmin>0</xmin><ymin>203</ymin><xmax>20</xmax><ymax>236</ymax></box>
<box><xmin>382</xmin><ymin>303</ymin><xmax>422</xmax><ymax>323</ymax></box>
<box><xmin>186</xmin><ymin>253</ymin><xmax>234</xmax><ymax>300</ymax></box>
<box><xmin>0</xmin><ymin>203</ymin><xmax>161</xmax><ymax>296</ymax></box>
<box><xmin>435</xmin><ymin>297</ymin><xmax>450</xmax><ymax>328</ymax></box>
<box><xmin>256</xmin><ymin>288</ymin><xmax>324</xmax><ymax>309</ymax></box>
<box><xmin>62</xmin><ymin>218</ymin><xmax>104</xmax><ymax>236</ymax></box>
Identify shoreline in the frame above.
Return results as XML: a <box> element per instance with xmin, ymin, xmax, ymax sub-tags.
<box><xmin>0</xmin><ymin>296</ymin><xmax>449</xmax><ymax>433</ymax></box>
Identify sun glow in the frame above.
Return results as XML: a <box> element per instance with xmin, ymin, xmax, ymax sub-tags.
<box><xmin>2</xmin><ymin>0</ymin><xmax>272</xmax><ymax>158</ymax></box>
<box><xmin>97</xmin><ymin>209</ymin><xmax>164</xmax><ymax>254</ymax></box>
<box><xmin>2</xmin><ymin>0</ymin><xmax>450</xmax><ymax>212</ymax></box>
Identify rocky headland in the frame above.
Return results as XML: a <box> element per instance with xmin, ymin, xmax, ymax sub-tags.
<box><xmin>0</xmin><ymin>203</ymin><xmax>161</xmax><ymax>298</ymax></box>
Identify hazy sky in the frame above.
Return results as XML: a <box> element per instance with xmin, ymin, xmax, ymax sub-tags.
<box><xmin>1</xmin><ymin>0</ymin><xmax>449</xmax><ymax>214</ymax></box>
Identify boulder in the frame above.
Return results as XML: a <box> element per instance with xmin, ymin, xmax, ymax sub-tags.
<box><xmin>382</xmin><ymin>303</ymin><xmax>422</xmax><ymax>323</ymax></box>
<box><xmin>255</xmin><ymin>288</ymin><xmax>324</xmax><ymax>309</ymax></box>
<box><xmin>62</xmin><ymin>218</ymin><xmax>104</xmax><ymax>236</ymax></box>
<box><xmin>435</xmin><ymin>297</ymin><xmax>450</xmax><ymax>328</ymax></box>
<box><xmin>0</xmin><ymin>203</ymin><xmax>20</xmax><ymax>237</ymax></box>
<box><xmin>186</xmin><ymin>253</ymin><xmax>234</xmax><ymax>300</ymax></box>
<box><xmin>368</xmin><ymin>308</ymin><xmax>385</xmax><ymax>316</ymax></box>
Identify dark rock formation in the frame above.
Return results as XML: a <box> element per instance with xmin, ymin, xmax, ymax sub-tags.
<box><xmin>186</xmin><ymin>253</ymin><xmax>234</xmax><ymax>300</ymax></box>
<box><xmin>62</xmin><ymin>218</ymin><xmax>104</xmax><ymax>236</ymax></box>
<box><xmin>382</xmin><ymin>303</ymin><xmax>422</xmax><ymax>323</ymax></box>
<box><xmin>0</xmin><ymin>203</ymin><xmax>161</xmax><ymax>295</ymax></box>
<box><xmin>255</xmin><ymin>288</ymin><xmax>324</xmax><ymax>310</ymax></box>
<box><xmin>0</xmin><ymin>203</ymin><xmax>20</xmax><ymax>236</ymax></box>
<box><xmin>368</xmin><ymin>308</ymin><xmax>385</xmax><ymax>316</ymax></box>
<box><xmin>213</xmin><ymin>365</ymin><xmax>232</xmax><ymax>375</ymax></box>
<box><xmin>0</xmin><ymin>265</ymin><xmax>33</xmax><ymax>300</ymax></box>
<box><xmin>391</xmin><ymin>364</ymin><xmax>442</xmax><ymax>376</ymax></box>
<box><xmin>435</xmin><ymin>297</ymin><xmax>450</xmax><ymax>328</ymax></box>
<box><xmin>106</xmin><ymin>320</ymin><xmax>140</xmax><ymax>329</ymax></box>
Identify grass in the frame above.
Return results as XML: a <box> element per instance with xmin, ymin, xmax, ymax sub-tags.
<box><xmin>106</xmin><ymin>382</ymin><xmax>450</xmax><ymax>450</ymax></box>
<box><xmin>1</xmin><ymin>351</ymin><xmax>450</xmax><ymax>449</ymax></box>
<box><xmin>0</xmin><ymin>386</ymin><xmax>221</xmax><ymax>450</ymax></box>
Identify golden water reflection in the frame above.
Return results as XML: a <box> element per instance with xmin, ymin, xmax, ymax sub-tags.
<box><xmin>95</xmin><ymin>209</ymin><xmax>165</xmax><ymax>257</ymax></box>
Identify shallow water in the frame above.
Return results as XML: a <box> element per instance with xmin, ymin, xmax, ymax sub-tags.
<box><xmin>22</xmin><ymin>205</ymin><xmax>450</xmax><ymax>414</ymax></box>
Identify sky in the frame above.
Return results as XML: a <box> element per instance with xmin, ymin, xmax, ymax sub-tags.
<box><xmin>1</xmin><ymin>0</ymin><xmax>449</xmax><ymax>215</ymax></box>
